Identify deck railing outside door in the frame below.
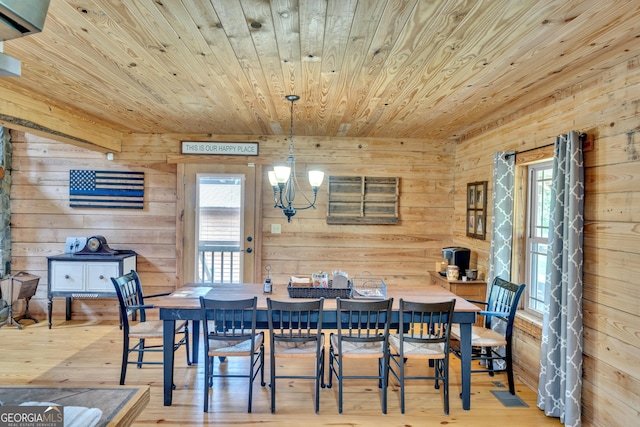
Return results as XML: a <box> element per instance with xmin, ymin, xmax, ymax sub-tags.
<box><xmin>198</xmin><ymin>241</ymin><xmax>241</xmax><ymax>283</ymax></box>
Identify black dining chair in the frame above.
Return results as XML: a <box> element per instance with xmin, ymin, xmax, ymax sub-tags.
<box><xmin>111</xmin><ymin>270</ymin><xmax>190</xmax><ymax>386</ymax></box>
<box><xmin>327</xmin><ymin>297</ymin><xmax>393</xmax><ymax>414</ymax></box>
<box><xmin>199</xmin><ymin>296</ymin><xmax>265</xmax><ymax>413</ymax></box>
<box><xmin>267</xmin><ymin>297</ymin><xmax>325</xmax><ymax>413</ymax></box>
<box><xmin>389</xmin><ymin>298</ymin><xmax>456</xmax><ymax>414</ymax></box>
<box><xmin>450</xmin><ymin>276</ymin><xmax>526</xmax><ymax>395</ymax></box>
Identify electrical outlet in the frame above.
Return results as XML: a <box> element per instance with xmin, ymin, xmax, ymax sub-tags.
<box><xmin>271</xmin><ymin>224</ymin><xmax>281</xmax><ymax>234</ymax></box>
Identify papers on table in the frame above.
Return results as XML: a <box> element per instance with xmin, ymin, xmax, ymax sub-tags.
<box><xmin>170</xmin><ymin>287</ymin><xmax>212</xmax><ymax>298</ymax></box>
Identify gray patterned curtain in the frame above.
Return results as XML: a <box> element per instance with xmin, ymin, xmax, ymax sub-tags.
<box><xmin>487</xmin><ymin>151</ymin><xmax>515</xmax><ymax>286</ymax></box>
<box><xmin>486</xmin><ymin>151</ymin><xmax>515</xmax><ymax>369</ymax></box>
<box><xmin>537</xmin><ymin>131</ymin><xmax>584</xmax><ymax>427</ymax></box>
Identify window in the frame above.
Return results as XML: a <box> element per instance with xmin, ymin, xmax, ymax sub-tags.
<box><xmin>195</xmin><ymin>175</ymin><xmax>244</xmax><ymax>283</ymax></box>
<box><xmin>524</xmin><ymin>161</ymin><xmax>553</xmax><ymax>315</ymax></box>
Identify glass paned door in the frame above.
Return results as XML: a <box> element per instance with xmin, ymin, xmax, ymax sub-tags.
<box><xmin>181</xmin><ymin>164</ymin><xmax>257</xmax><ymax>285</ymax></box>
<box><xmin>196</xmin><ymin>175</ymin><xmax>243</xmax><ymax>283</ymax></box>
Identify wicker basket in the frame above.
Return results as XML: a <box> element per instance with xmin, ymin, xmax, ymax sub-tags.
<box><xmin>287</xmin><ymin>281</ymin><xmax>353</xmax><ymax>299</ymax></box>
<box><xmin>351</xmin><ymin>272</ymin><xmax>387</xmax><ymax>299</ymax></box>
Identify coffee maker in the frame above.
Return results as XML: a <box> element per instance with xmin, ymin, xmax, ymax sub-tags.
<box><xmin>442</xmin><ymin>247</ymin><xmax>471</xmax><ymax>277</ymax></box>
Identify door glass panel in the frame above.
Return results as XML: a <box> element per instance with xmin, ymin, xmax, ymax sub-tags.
<box><xmin>196</xmin><ymin>175</ymin><xmax>244</xmax><ymax>283</ymax></box>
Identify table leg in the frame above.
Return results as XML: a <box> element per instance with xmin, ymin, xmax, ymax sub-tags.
<box><xmin>65</xmin><ymin>297</ymin><xmax>72</xmax><ymax>321</ymax></box>
<box><xmin>191</xmin><ymin>321</ymin><xmax>200</xmax><ymax>364</ymax></box>
<box><xmin>163</xmin><ymin>319</ymin><xmax>176</xmax><ymax>406</ymax></box>
<box><xmin>47</xmin><ymin>296</ymin><xmax>52</xmax><ymax>329</ymax></box>
<box><xmin>459</xmin><ymin>322</ymin><xmax>472</xmax><ymax>410</ymax></box>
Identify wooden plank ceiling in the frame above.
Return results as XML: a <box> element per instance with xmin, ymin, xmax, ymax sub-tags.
<box><xmin>1</xmin><ymin>0</ymin><xmax>639</xmax><ymax>141</ymax></box>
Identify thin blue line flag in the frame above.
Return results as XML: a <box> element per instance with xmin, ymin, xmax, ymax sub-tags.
<box><xmin>69</xmin><ymin>170</ymin><xmax>144</xmax><ymax>209</ymax></box>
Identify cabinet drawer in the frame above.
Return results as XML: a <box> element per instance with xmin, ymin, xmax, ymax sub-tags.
<box><xmin>430</xmin><ymin>271</ymin><xmax>486</xmax><ymax>326</ymax></box>
<box><xmin>86</xmin><ymin>263</ymin><xmax>119</xmax><ymax>292</ymax></box>
<box><xmin>50</xmin><ymin>262</ymin><xmax>84</xmax><ymax>291</ymax></box>
<box><xmin>430</xmin><ymin>272</ymin><xmax>449</xmax><ymax>289</ymax></box>
<box><xmin>449</xmin><ymin>284</ymin><xmax>486</xmax><ymax>300</ymax></box>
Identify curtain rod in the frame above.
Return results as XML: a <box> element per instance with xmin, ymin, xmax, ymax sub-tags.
<box><xmin>505</xmin><ymin>133</ymin><xmax>587</xmax><ymax>158</ymax></box>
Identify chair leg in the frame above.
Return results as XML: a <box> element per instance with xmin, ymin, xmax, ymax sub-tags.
<box><xmin>506</xmin><ymin>343</ymin><xmax>515</xmax><ymax>394</ymax></box>
<box><xmin>381</xmin><ymin>352</ymin><xmax>389</xmax><ymax>415</ymax></box>
<box><xmin>260</xmin><ymin>342</ymin><xmax>266</xmax><ymax>387</ymax></box>
<box><xmin>247</xmin><ymin>356</ymin><xmax>254</xmax><ymax>413</ymax></box>
<box><xmin>248</xmin><ymin>342</ymin><xmax>264</xmax><ymax>413</ymax></box>
<box><xmin>120</xmin><ymin>336</ymin><xmax>129</xmax><ymax>385</ymax></box>
<box><xmin>203</xmin><ymin>355</ymin><xmax>210</xmax><ymax>412</ymax></box>
<box><xmin>442</xmin><ymin>358</ymin><xmax>450</xmax><ymax>415</ymax></box>
<box><xmin>327</xmin><ymin>345</ymin><xmax>335</xmax><ymax>389</ymax></box>
<box><xmin>270</xmin><ymin>351</ymin><xmax>276</xmax><ymax>413</ymax></box>
<box><xmin>485</xmin><ymin>347</ymin><xmax>495</xmax><ymax>375</ymax></box>
<box><xmin>208</xmin><ymin>358</ymin><xmax>214</xmax><ymax>387</ymax></box>
<box><xmin>137</xmin><ymin>338</ymin><xmax>145</xmax><ymax>368</ymax></box>
<box><xmin>399</xmin><ymin>354</ymin><xmax>406</xmax><ymax>414</ymax></box>
<box><xmin>338</xmin><ymin>353</ymin><xmax>343</xmax><ymax>414</ymax></box>
<box><xmin>315</xmin><ymin>348</ymin><xmax>324</xmax><ymax>413</ymax></box>
<box><xmin>320</xmin><ymin>348</ymin><xmax>326</xmax><ymax>388</ymax></box>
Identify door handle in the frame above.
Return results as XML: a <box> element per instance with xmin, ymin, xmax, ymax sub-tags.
<box><xmin>246</xmin><ymin>247</ymin><xmax>253</xmax><ymax>253</ymax></box>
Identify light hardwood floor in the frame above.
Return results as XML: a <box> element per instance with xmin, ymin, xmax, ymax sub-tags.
<box><xmin>0</xmin><ymin>320</ymin><xmax>562</xmax><ymax>426</ymax></box>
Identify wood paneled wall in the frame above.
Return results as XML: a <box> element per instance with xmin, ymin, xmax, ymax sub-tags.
<box><xmin>9</xmin><ymin>131</ymin><xmax>454</xmax><ymax>319</ymax></box>
<box><xmin>7</xmin><ymin>54</ymin><xmax>640</xmax><ymax>427</ymax></box>
<box><xmin>452</xmin><ymin>56</ymin><xmax>640</xmax><ymax>427</ymax></box>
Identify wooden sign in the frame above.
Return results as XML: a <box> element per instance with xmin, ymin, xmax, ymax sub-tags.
<box><xmin>181</xmin><ymin>141</ymin><xmax>258</xmax><ymax>156</ymax></box>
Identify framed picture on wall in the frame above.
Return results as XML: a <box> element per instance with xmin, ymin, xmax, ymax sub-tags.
<box><xmin>475</xmin><ymin>182</ymin><xmax>484</xmax><ymax>208</ymax></box>
<box><xmin>466</xmin><ymin>181</ymin><xmax>487</xmax><ymax>240</ymax></box>
<box><xmin>467</xmin><ymin>210</ymin><xmax>475</xmax><ymax>235</ymax></box>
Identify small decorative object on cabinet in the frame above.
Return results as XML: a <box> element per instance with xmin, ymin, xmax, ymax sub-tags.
<box><xmin>467</xmin><ymin>181</ymin><xmax>487</xmax><ymax>240</ymax></box>
<box><xmin>430</xmin><ymin>271</ymin><xmax>486</xmax><ymax>326</ymax></box>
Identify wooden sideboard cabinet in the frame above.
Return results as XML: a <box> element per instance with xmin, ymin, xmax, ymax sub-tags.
<box><xmin>47</xmin><ymin>251</ymin><xmax>136</xmax><ymax>328</ymax></box>
<box><xmin>429</xmin><ymin>271</ymin><xmax>487</xmax><ymax>326</ymax></box>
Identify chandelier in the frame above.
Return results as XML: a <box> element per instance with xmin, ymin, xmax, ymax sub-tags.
<box><xmin>268</xmin><ymin>95</ymin><xmax>324</xmax><ymax>222</ymax></box>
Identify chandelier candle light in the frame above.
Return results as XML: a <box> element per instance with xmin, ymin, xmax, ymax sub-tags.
<box><xmin>268</xmin><ymin>95</ymin><xmax>324</xmax><ymax>222</ymax></box>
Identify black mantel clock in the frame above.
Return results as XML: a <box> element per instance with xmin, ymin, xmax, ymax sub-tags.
<box><xmin>75</xmin><ymin>235</ymin><xmax>118</xmax><ymax>255</ymax></box>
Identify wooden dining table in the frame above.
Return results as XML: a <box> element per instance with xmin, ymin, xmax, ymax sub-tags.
<box><xmin>153</xmin><ymin>282</ymin><xmax>480</xmax><ymax>410</ymax></box>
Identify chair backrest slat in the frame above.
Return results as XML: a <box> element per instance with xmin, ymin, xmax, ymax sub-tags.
<box><xmin>336</xmin><ymin>298</ymin><xmax>393</xmax><ymax>343</ymax></box>
<box><xmin>200</xmin><ymin>297</ymin><xmax>258</xmax><ymax>343</ymax></box>
<box><xmin>111</xmin><ymin>270</ymin><xmax>147</xmax><ymax>327</ymax></box>
<box><xmin>484</xmin><ymin>277</ymin><xmax>526</xmax><ymax>333</ymax></box>
<box><xmin>268</xmin><ymin>298</ymin><xmax>324</xmax><ymax>343</ymax></box>
<box><xmin>400</xmin><ymin>299</ymin><xmax>456</xmax><ymax>345</ymax></box>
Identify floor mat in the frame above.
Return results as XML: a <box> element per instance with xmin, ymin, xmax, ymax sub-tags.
<box><xmin>490</xmin><ymin>390</ymin><xmax>529</xmax><ymax>408</ymax></box>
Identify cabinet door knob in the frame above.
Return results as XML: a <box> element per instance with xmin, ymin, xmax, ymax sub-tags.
<box><xmin>65</xmin><ymin>275</ymin><xmax>70</xmax><ymax>279</ymax></box>
<box><xmin>99</xmin><ymin>275</ymin><xmax>104</xmax><ymax>280</ymax></box>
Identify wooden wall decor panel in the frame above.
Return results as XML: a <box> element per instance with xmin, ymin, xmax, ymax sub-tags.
<box><xmin>327</xmin><ymin>176</ymin><xmax>399</xmax><ymax>224</ymax></box>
